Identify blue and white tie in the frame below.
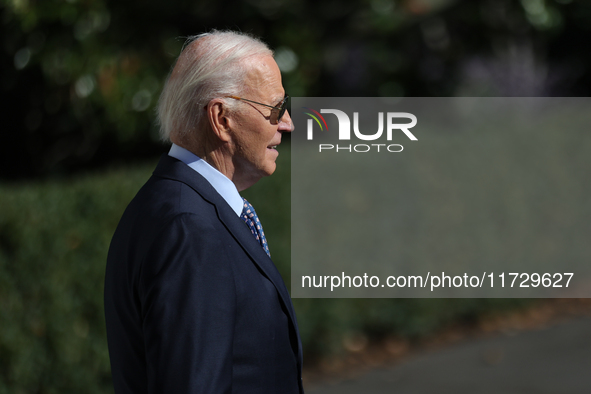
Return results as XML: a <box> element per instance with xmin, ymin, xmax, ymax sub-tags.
<box><xmin>240</xmin><ymin>198</ymin><xmax>271</xmax><ymax>257</ymax></box>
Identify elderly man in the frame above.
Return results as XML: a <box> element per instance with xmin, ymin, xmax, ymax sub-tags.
<box><xmin>104</xmin><ymin>31</ymin><xmax>302</xmax><ymax>393</ymax></box>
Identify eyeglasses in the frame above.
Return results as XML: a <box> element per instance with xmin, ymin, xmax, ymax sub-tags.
<box><xmin>225</xmin><ymin>94</ymin><xmax>290</xmax><ymax>123</ymax></box>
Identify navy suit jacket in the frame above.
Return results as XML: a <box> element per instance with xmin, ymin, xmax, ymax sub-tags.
<box><xmin>104</xmin><ymin>154</ymin><xmax>303</xmax><ymax>393</ymax></box>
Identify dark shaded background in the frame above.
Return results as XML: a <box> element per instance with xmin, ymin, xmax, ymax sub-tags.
<box><xmin>2</xmin><ymin>0</ymin><xmax>590</xmax><ymax>180</ymax></box>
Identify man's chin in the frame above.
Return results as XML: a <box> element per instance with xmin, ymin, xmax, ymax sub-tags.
<box><xmin>262</xmin><ymin>163</ymin><xmax>277</xmax><ymax>177</ymax></box>
<box><xmin>262</xmin><ymin>154</ymin><xmax>278</xmax><ymax>177</ymax></box>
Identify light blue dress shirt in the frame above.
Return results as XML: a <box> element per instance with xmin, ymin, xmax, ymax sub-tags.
<box><xmin>168</xmin><ymin>143</ymin><xmax>243</xmax><ymax>216</ymax></box>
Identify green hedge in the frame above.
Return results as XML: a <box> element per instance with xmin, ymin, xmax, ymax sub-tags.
<box><xmin>0</xmin><ymin>149</ymin><xmax>525</xmax><ymax>392</ymax></box>
<box><xmin>0</xmin><ymin>162</ymin><xmax>154</xmax><ymax>393</ymax></box>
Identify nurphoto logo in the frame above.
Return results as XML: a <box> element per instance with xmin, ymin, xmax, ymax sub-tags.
<box><xmin>303</xmin><ymin>108</ymin><xmax>418</xmax><ymax>153</ymax></box>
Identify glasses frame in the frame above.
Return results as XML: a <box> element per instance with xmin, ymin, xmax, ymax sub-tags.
<box><xmin>225</xmin><ymin>94</ymin><xmax>290</xmax><ymax>123</ymax></box>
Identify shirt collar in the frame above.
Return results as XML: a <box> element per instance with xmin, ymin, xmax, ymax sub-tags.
<box><xmin>168</xmin><ymin>143</ymin><xmax>244</xmax><ymax>216</ymax></box>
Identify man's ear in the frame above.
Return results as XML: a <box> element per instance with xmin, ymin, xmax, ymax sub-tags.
<box><xmin>206</xmin><ymin>99</ymin><xmax>232</xmax><ymax>143</ymax></box>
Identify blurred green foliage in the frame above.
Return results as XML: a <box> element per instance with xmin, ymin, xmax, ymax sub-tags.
<box><xmin>2</xmin><ymin>0</ymin><xmax>591</xmax><ymax>178</ymax></box>
<box><xmin>0</xmin><ymin>162</ymin><xmax>154</xmax><ymax>393</ymax></box>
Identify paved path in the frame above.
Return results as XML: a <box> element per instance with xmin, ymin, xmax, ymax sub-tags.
<box><xmin>307</xmin><ymin>316</ymin><xmax>591</xmax><ymax>394</ymax></box>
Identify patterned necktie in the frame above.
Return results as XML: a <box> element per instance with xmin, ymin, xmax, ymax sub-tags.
<box><xmin>241</xmin><ymin>198</ymin><xmax>271</xmax><ymax>257</ymax></box>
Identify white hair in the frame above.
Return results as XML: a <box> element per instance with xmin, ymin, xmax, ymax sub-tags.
<box><xmin>157</xmin><ymin>30</ymin><xmax>273</xmax><ymax>142</ymax></box>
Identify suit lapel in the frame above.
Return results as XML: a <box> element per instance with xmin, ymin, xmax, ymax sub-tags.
<box><xmin>153</xmin><ymin>155</ymin><xmax>302</xmax><ymax>365</ymax></box>
<box><xmin>216</xmin><ymin>203</ymin><xmax>304</xmax><ymax>372</ymax></box>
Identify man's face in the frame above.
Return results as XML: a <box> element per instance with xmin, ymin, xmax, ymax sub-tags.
<box><xmin>228</xmin><ymin>55</ymin><xmax>292</xmax><ymax>187</ymax></box>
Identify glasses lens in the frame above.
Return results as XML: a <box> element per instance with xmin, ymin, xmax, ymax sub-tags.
<box><xmin>277</xmin><ymin>95</ymin><xmax>289</xmax><ymax>122</ymax></box>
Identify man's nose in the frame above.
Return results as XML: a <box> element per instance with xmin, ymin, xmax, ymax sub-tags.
<box><xmin>278</xmin><ymin>110</ymin><xmax>294</xmax><ymax>132</ymax></box>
